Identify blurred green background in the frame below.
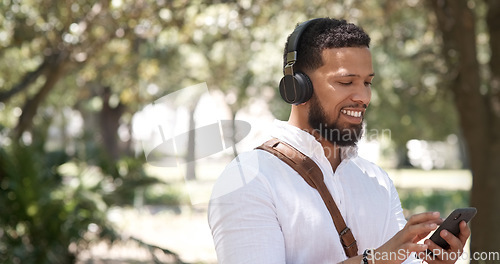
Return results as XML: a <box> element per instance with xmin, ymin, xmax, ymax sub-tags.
<box><xmin>1</xmin><ymin>0</ymin><xmax>499</xmax><ymax>263</ymax></box>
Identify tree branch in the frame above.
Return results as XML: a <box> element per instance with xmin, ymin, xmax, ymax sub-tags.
<box><xmin>0</xmin><ymin>59</ymin><xmax>49</xmax><ymax>103</ymax></box>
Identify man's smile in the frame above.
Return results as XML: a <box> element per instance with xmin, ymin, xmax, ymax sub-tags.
<box><xmin>341</xmin><ymin>109</ymin><xmax>363</xmax><ymax>118</ymax></box>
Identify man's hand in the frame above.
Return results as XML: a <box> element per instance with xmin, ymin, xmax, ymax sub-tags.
<box><xmin>375</xmin><ymin>211</ymin><xmax>443</xmax><ymax>264</ymax></box>
<box><xmin>418</xmin><ymin>220</ymin><xmax>471</xmax><ymax>263</ymax></box>
<box><xmin>337</xmin><ymin>212</ymin><xmax>471</xmax><ymax>264</ymax></box>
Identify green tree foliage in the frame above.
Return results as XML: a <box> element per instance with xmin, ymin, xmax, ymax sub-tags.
<box><xmin>0</xmin><ymin>143</ymin><xmax>117</xmax><ymax>263</ymax></box>
<box><xmin>1</xmin><ymin>0</ymin><xmax>499</xmax><ymax>262</ymax></box>
<box><xmin>363</xmin><ymin>2</ymin><xmax>460</xmax><ymax>146</ymax></box>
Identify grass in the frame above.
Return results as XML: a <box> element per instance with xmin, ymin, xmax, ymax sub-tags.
<box><xmin>398</xmin><ymin>188</ymin><xmax>470</xmax><ymax>217</ymax></box>
<box><xmin>388</xmin><ymin>168</ymin><xmax>471</xmax><ymax>217</ymax></box>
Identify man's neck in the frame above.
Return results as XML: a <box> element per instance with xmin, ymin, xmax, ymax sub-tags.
<box><xmin>311</xmin><ymin>129</ymin><xmax>342</xmax><ymax>172</ymax></box>
<box><xmin>288</xmin><ymin>118</ymin><xmax>342</xmax><ymax>172</ymax></box>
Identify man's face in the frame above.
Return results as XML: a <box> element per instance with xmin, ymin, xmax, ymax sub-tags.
<box><xmin>307</xmin><ymin>47</ymin><xmax>374</xmax><ymax>146</ymax></box>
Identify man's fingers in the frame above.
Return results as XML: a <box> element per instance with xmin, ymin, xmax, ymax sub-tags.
<box><xmin>458</xmin><ymin>220</ymin><xmax>471</xmax><ymax>244</ymax></box>
<box><xmin>440</xmin><ymin>229</ymin><xmax>464</xmax><ymax>252</ymax></box>
<box><xmin>407</xmin><ymin>211</ymin><xmax>441</xmax><ymax>225</ymax></box>
<box><xmin>405</xmin><ymin>221</ymin><xmax>438</xmax><ymax>241</ymax></box>
<box><xmin>424</xmin><ymin>239</ymin><xmax>443</xmax><ymax>260</ymax></box>
<box><xmin>424</xmin><ymin>232</ymin><xmax>464</xmax><ymax>262</ymax></box>
<box><xmin>402</xmin><ymin>212</ymin><xmax>443</xmax><ymax>242</ymax></box>
<box><xmin>406</xmin><ymin>243</ymin><xmax>429</xmax><ymax>253</ymax></box>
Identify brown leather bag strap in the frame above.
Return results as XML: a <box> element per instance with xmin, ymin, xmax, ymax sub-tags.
<box><xmin>256</xmin><ymin>138</ymin><xmax>358</xmax><ymax>258</ymax></box>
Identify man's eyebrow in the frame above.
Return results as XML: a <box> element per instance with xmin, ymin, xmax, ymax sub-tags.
<box><xmin>336</xmin><ymin>73</ymin><xmax>376</xmax><ymax>77</ymax></box>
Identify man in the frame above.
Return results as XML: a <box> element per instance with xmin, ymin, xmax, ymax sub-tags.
<box><xmin>208</xmin><ymin>17</ymin><xmax>470</xmax><ymax>264</ymax></box>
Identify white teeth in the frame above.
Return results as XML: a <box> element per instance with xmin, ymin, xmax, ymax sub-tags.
<box><xmin>342</xmin><ymin>109</ymin><xmax>362</xmax><ymax>117</ymax></box>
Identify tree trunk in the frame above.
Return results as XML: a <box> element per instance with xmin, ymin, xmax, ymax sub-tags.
<box><xmin>478</xmin><ymin>0</ymin><xmax>500</xmax><ymax>258</ymax></box>
<box><xmin>15</xmin><ymin>52</ymin><xmax>69</xmax><ymax>139</ymax></box>
<box><xmin>99</xmin><ymin>86</ymin><xmax>125</xmax><ymax>161</ymax></box>
<box><xmin>429</xmin><ymin>0</ymin><xmax>500</xmax><ymax>259</ymax></box>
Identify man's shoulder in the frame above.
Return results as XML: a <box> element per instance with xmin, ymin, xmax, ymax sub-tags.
<box><xmin>222</xmin><ymin>146</ymin><xmax>289</xmax><ymax>175</ymax></box>
<box><xmin>209</xmin><ymin>147</ymin><xmax>289</xmax><ymax>202</ymax></box>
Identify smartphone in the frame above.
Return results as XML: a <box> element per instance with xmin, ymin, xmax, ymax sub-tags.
<box><xmin>428</xmin><ymin>207</ymin><xmax>477</xmax><ymax>250</ymax></box>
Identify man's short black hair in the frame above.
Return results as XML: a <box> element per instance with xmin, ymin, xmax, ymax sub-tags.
<box><xmin>283</xmin><ymin>18</ymin><xmax>371</xmax><ymax>74</ymax></box>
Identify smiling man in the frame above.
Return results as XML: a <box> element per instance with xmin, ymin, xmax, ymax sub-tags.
<box><xmin>208</xmin><ymin>18</ymin><xmax>470</xmax><ymax>264</ymax></box>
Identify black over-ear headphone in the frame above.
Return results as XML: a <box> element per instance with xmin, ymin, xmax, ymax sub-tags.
<box><xmin>279</xmin><ymin>18</ymin><xmax>321</xmax><ymax>105</ymax></box>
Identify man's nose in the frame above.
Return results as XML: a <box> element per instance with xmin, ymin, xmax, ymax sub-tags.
<box><xmin>351</xmin><ymin>84</ymin><xmax>371</xmax><ymax>106</ymax></box>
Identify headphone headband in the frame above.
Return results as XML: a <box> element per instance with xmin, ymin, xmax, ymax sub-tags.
<box><xmin>285</xmin><ymin>18</ymin><xmax>322</xmax><ymax>66</ymax></box>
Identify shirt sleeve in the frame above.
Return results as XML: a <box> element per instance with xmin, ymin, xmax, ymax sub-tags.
<box><xmin>208</xmin><ymin>157</ymin><xmax>286</xmax><ymax>264</ymax></box>
<box><xmin>387</xmin><ymin>179</ymin><xmax>423</xmax><ymax>264</ymax></box>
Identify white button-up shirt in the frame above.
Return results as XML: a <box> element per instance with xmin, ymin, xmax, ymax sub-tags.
<box><xmin>208</xmin><ymin>120</ymin><xmax>420</xmax><ymax>263</ymax></box>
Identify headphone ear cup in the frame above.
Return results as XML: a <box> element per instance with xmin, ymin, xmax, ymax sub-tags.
<box><xmin>280</xmin><ymin>72</ymin><xmax>313</xmax><ymax>105</ymax></box>
<box><xmin>279</xmin><ymin>75</ymin><xmax>298</xmax><ymax>104</ymax></box>
<box><xmin>293</xmin><ymin>72</ymin><xmax>313</xmax><ymax>104</ymax></box>
<box><xmin>279</xmin><ymin>73</ymin><xmax>314</xmax><ymax>105</ymax></box>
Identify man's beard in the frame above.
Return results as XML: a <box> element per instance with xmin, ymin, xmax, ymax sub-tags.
<box><xmin>308</xmin><ymin>95</ymin><xmax>364</xmax><ymax>146</ymax></box>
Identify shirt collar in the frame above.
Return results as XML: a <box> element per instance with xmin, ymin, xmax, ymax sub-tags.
<box><xmin>270</xmin><ymin>120</ymin><xmax>358</xmax><ymax>163</ymax></box>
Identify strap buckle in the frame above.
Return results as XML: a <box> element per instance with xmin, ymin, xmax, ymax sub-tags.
<box><xmin>340</xmin><ymin>227</ymin><xmax>357</xmax><ymax>249</ymax></box>
<box><xmin>340</xmin><ymin>226</ymin><xmax>350</xmax><ymax>236</ymax></box>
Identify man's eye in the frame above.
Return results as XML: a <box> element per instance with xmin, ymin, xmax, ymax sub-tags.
<box><xmin>365</xmin><ymin>82</ymin><xmax>372</xmax><ymax>86</ymax></box>
<box><xmin>339</xmin><ymin>82</ymin><xmax>352</xmax><ymax>85</ymax></box>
